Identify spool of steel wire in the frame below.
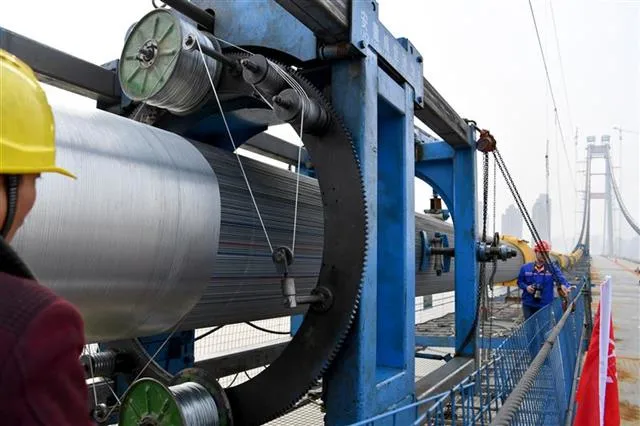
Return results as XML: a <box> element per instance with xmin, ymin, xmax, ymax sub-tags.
<box><xmin>118</xmin><ymin>8</ymin><xmax>222</xmax><ymax>115</ymax></box>
<box><xmin>120</xmin><ymin>379</ymin><xmax>220</xmax><ymax>426</ymax></box>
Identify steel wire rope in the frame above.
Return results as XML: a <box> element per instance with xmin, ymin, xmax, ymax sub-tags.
<box><xmin>607</xmin><ymin>151</ymin><xmax>640</xmax><ymax>236</ymax></box>
<box><xmin>553</xmin><ymin>124</ymin><xmax>570</xmax><ymax>251</ymax></box>
<box><xmin>204</xmin><ymin>34</ymin><xmax>310</xmax><ymax>254</ymax></box>
<box><xmin>549</xmin><ymin>0</ymin><xmax>574</xmax><ymax>135</ymax></box>
<box><xmin>573</xmin><ymin>152</ymin><xmax>590</xmax><ymax>249</ymax></box>
<box><xmin>105</xmin><ymin>317</ymin><xmax>191</xmax><ymax>416</ymax></box>
<box><xmin>85</xmin><ymin>345</ymin><xmax>99</xmax><ymax>411</ymax></box>
<box><xmin>84</xmin><ymin>345</ymin><xmax>130</xmax><ymax>421</ymax></box>
<box><xmin>244</xmin><ymin>321</ymin><xmax>291</xmax><ymax>335</ymax></box>
<box><xmin>130</xmin><ymin>318</ymin><xmax>187</xmax><ymax>384</ymax></box>
<box><xmin>225</xmin><ymin>373</ymin><xmax>240</xmax><ymax>388</ymax></box>
<box><xmin>194</xmin><ymin>325</ymin><xmax>225</xmax><ymax>342</ymax></box>
<box><xmin>493</xmin><ymin>150</ymin><xmax>567</xmax><ymax>294</ymax></box>
<box><xmin>527</xmin><ymin>0</ymin><xmax>576</xmax><ymax>193</ymax></box>
<box><xmin>194</xmin><ymin>37</ymin><xmax>274</xmax><ymax>252</ymax></box>
<box><xmin>490</xmin><ymin>292</ymin><xmax>581</xmax><ymax>425</ymax></box>
<box><xmin>88</xmin><ymin>15</ymin><xmax>320</xmax><ymax>420</ymax></box>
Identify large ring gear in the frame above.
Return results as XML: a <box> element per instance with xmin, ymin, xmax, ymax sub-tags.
<box><xmin>113</xmin><ymin>7</ymin><xmax>368</xmax><ymax>425</ymax></box>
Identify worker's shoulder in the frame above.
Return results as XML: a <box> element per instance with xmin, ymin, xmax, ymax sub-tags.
<box><xmin>0</xmin><ymin>272</ymin><xmax>74</xmax><ymax>337</ymax></box>
<box><xmin>520</xmin><ymin>262</ymin><xmax>535</xmax><ymax>271</ymax></box>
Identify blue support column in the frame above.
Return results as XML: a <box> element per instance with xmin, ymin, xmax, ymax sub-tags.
<box><xmin>415</xmin><ymin>132</ymin><xmax>478</xmax><ymax>357</ymax></box>
<box><xmin>323</xmin><ymin>49</ymin><xmax>416</xmax><ymax>424</ymax></box>
<box><xmin>374</xmin><ymin>82</ymin><xmax>415</xmax><ymax>411</ymax></box>
<box><xmin>452</xmin><ymin>141</ymin><xmax>478</xmax><ymax>356</ymax></box>
<box><xmin>323</xmin><ymin>49</ymin><xmax>379</xmax><ymax>424</ymax></box>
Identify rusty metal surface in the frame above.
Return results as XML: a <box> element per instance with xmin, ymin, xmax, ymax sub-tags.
<box><xmin>591</xmin><ymin>256</ymin><xmax>640</xmax><ymax>425</ymax></box>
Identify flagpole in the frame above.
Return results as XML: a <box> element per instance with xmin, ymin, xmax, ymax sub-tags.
<box><xmin>565</xmin><ymin>306</ymin><xmax>589</xmax><ymax>426</ymax></box>
<box><xmin>598</xmin><ymin>277</ymin><xmax>613</xmax><ymax>426</ymax></box>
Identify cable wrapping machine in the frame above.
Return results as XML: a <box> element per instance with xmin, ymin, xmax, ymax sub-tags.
<box><xmin>13</xmin><ymin>105</ymin><xmax>525</xmax><ymax>343</ymax></box>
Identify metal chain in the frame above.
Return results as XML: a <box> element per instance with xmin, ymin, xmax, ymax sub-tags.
<box><xmin>482</xmin><ymin>153</ymin><xmax>489</xmax><ymax>242</ymax></box>
<box><xmin>493</xmin><ymin>149</ymin><xmax>566</xmax><ymax>295</ymax></box>
<box><xmin>487</xmin><ymin>158</ymin><xmax>498</xmax><ymax>362</ymax></box>
<box><xmin>493</xmin><ymin>159</ymin><xmax>497</xmax><ymax>236</ymax></box>
<box><xmin>458</xmin><ymin>152</ymin><xmax>490</xmax><ymax>357</ymax></box>
<box><xmin>478</xmin><ymin>153</ymin><xmax>489</xmax><ymax>360</ymax></box>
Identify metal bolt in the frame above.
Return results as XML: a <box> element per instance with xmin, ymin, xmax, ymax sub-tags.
<box><xmin>273</xmin><ymin>95</ymin><xmax>292</xmax><ymax>109</ymax></box>
<box><xmin>241</xmin><ymin>59</ymin><xmax>260</xmax><ymax>72</ymax></box>
<box><xmin>416</xmin><ymin>96</ymin><xmax>423</xmax><ymax>104</ymax></box>
<box><xmin>92</xmin><ymin>403</ymin><xmax>110</xmax><ymax>422</ymax></box>
<box><xmin>358</xmin><ymin>40</ymin><xmax>367</xmax><ymax>49</ymax></box>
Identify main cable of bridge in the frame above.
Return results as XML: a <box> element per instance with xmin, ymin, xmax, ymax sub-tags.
<box><xmin>528</xmin><ymin>0</ymin><xmax>576</xmax><ymax>193</ymax></box>
<box><xmin>549</xmin><ymin>1</ymin><xmax>574</xmax><ymax>135</ymax></box>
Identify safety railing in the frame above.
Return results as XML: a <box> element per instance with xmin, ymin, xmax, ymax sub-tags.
<box><xmin>350</xmin><ymin>277</ymin><xmax>589</xmax><ymax>426</ymax></box>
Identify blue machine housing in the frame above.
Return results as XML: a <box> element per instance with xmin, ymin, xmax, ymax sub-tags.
<box><xmin>132</xmin><ymin>0</ymin><xmax>479</xmax><ymax>423</ymax></box>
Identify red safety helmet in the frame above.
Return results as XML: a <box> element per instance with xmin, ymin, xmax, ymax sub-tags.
<box><xmin>534</xmin><ymin>240</ymin><xmax>552</xmax><ymax>253</ymax></box>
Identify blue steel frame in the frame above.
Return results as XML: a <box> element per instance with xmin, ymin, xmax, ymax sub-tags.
<box><xmin>322</xmin><ymin>55</ymin><xmax>417</xmax><ymax>424</ymax></box>
<box><xmin>350</xmin><ymin>0</ymin><xmax>425</xmax><ymax>103</ymax></box>
<box><xmin>415</xmin><ymin>134</ymin><xmax>479</xmax><ymax>357</ymax></box>
<box><xmin>135</xmin><ymin>1</ymin><xmax>480</xmax><ymax>423</ymax></box>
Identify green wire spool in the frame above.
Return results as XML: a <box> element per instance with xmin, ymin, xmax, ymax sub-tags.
<box><xmin>120</xmin><ymin>369</ymin><xmax>232</xmax><ymax>426</ymax></box>
<box><xmin>118</xmin><ymin>8</ymin><xmax>221</xmax><ymax>115</ymax></box>
<box><xmin>119</xmin><ymin>378</ymin><xmax>185</xmax><ymax>426</ymax></box>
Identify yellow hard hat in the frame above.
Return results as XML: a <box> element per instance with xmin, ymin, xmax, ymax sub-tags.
<box><xmin>0</xmin><ymin>49</ymin><xmax>75</xmax><ymax>178</ymax></box>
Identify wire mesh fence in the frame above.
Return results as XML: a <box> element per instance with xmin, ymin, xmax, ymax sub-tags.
<box><xmin>351</xmin><ymin>276</ymin><xmax>589</xmax><ymax>426</ymax></box>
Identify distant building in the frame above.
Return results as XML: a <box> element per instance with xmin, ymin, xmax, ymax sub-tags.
<box><xmin>531</xmin><ymin>194</ymin><xmax>551</xmax><ymax>242</ymax></box>
<box><xmin>501</xmin><ymin>204</ymin><xmax>523</xmax><ymax>237</ymax></box>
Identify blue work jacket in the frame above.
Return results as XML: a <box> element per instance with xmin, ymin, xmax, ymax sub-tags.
<box><xmin>517</xmin><ymin>262</ymin><xmax>570</xmax><ymax>308</ymax></box>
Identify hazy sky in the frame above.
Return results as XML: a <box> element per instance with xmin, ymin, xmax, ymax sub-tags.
<box><xmin>2</xmin><ymin>0</ymin><xmax>638</xmax><ymax>253</ymax></box>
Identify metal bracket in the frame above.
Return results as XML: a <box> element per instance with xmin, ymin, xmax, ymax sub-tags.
<box><xmin>476</xmin><ymin>232</ymin><xmax>517</xmax><ymax>262</ymax></box>
<box><xmin>273</xmin><ymin>246</ymin><xmax>331</xmax><ymax>310</ymax></box>
<box><xmin>424</xmin><ymin>191</ymin><xmax>451</xmax><ymax>221</ymax></box>
<box><xmin>419</xmin><ymin>231</ymin><xmax>453</xmax><ymax>276</ymax></box>
<box><xmin>350</xmin><ymin>0</ymin><xmax>424</xmax><ymax>104</ymax></box>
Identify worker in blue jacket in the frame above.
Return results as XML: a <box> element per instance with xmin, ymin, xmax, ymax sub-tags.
<box><xmin>517</xmin><ymin>240</ymin><xmax>572</xmax><ymax>320</ymax></box>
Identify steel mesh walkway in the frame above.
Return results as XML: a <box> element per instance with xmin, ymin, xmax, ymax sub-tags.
<box><xmin>351</xmin><ymin>272</ymin><xmax>590</xmax><ymax>426</ymax></box>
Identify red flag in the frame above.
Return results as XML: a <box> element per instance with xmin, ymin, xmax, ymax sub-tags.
<box><xmin>604</xmin><ymin>321</ymin><xmax>620</xmax><ymax>426</ymax></box>
<box><xmin>574</xmin><ymin>277</ymin><xmax>620</xmax><ymax>426</ymax></box>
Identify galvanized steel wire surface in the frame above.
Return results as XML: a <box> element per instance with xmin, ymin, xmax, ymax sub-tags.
<box><xmin>13</xmin><ymin>106</ymin><xmax>221</xmax><ymax>343</ymax></box>
<box><xmin>13</xmin><ymin>106</ymin><xmax>525</xmax><ymax>339</ymax></box>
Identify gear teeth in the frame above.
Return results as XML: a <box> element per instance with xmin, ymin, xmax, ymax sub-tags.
<box><xmin>123</xmin><ymin>53</ymin><xmax>369</xmax><ymax>426</ymax></box>
<box><xmin>252</xmin><ymin>67</ymin><xmax>369</xmax><ymax>424</ymax></box>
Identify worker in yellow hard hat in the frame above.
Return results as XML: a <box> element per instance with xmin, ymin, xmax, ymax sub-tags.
<box><xmin>0</xmin><ymin>49</ymin><xmax>92</xmax><ymax>425</ymax></box>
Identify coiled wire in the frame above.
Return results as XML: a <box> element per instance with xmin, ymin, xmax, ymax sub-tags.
<box><xmin>170</xmin><ymin>382</ymin><xmax>219</xmax><ymax>426</ymax></box>
<box><xmin>120</xmin><ymin>9</ymin><xmax>220</xmax><ymax>115</ymax></box>
<box><xmin>150</xmin><ymin>12</ymin><xmax>219</xmax><ymax>114</ymax></box>
<box><xmin>81</xmin><ymin>350</ymin><xmax>117</xmax><ymax>378</ymax></box>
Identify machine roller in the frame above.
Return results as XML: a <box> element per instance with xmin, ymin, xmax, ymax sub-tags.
<box><xmin>1</xmin><ymin>1</ymin><xmax>588</xmax><ymax>425</ymax></box>
<box><xmin>13</xmin><ymin>105</ymin><xmax>526</xmax><ymax>343</ymax></box>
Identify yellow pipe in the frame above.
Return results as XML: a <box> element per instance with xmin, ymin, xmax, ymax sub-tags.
<box><xmin>550</xmin><ymin>251</ymin><xmax>569</xmax><ymax>270</ymax></box>
<box><xmin>497</xmin><ymin>237</ymin><xmax>584</xmax><ymax>286</ymax></box>
<box><xmin>499</xmin><ymin>235</ymin><xmax>535</xmax><ymax>287</ymax></box>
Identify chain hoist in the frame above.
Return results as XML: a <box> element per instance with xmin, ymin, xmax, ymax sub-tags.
<box><xmin>457</xmin><ymin>125</ymin><xmax>502</xmax><ymax>358</ymax></box>
<box><xmin>493</xmin><ymin>149</ymin><xmax>571</xmax><ymax>311</ymax></box>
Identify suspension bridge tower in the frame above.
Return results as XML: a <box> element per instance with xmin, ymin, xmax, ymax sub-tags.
<box><xmin>585</xmin><ymin>135</ymin><xmax>615</xmax><ymax>256</ymax></box>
